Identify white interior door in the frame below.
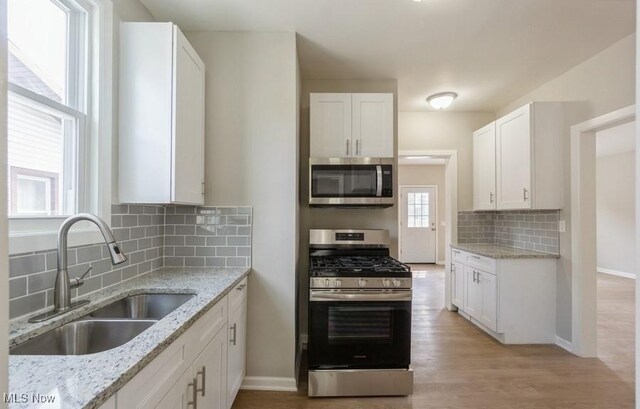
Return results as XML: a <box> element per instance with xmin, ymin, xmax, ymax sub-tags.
<box><xmin>400</xmin><ymin>186</ymin><xmax>437</xmax><ymax>263</ymax></box>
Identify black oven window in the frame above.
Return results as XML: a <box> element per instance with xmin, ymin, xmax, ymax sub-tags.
<box><xmin>327</xmin><ymin>306</ymin><xmax>393</xmax><ymax>344</ymax></box>
<box><xmin>312</xmin><ymin>166</ymin><xmax>378</xmax><ymax>197</ymax></box>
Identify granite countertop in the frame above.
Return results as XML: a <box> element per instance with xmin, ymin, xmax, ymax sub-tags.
<box><xmin>8</xmin><ymin>266</ymin><xmax>251</xmax><ymax>409</ymax></box>
<box><xmin>450</xmin><ymin>243</ymin><xmax>560</xmax><ymax>259</ymax></box>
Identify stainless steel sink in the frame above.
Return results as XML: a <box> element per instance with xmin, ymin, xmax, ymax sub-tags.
<box><xmin>10</xmin><ymin>319</ymin><xmax>156</xmax><ymax>356</ymax></box>
<box><xmin>88</xmin><ymin>293</ymin><xmax>195</xmax><ymax>320</ymax></box>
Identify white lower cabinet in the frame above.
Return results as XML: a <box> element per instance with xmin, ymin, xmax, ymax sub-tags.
<box><xmin>451</xmin><ymin>247</ymin><xmax>556</xmax><ymax>344</ymax></box>
<box><xmin>227</xmin><ymin>293</ymin><xmax>247</xmax><ymax>408</ymax></box>
<box><xmin>451</xmin><ymin>261</ymin><xmax>465</xmax><ymax>308</ymax></box>
<box><xmin>478</xmin><ymin>270</ymin><xmax>497</xmax><ymax>331</ymax></box>
<box><xmin>115</xmin><ymin>278</ymin><xmax>248</xmax><ymax>408</ymax></box>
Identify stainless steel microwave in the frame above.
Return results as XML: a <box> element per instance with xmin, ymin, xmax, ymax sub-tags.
<box><xmin>309</xmin><ymin>158</ymin><xmax>394</xmax><ymax>207</ymax></box>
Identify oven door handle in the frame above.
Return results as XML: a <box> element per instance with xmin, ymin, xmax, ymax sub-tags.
<box><xmin>310</xmin><ymin>290</ymin><xmax>412</xmax><ymax>302</ymax></box>
<box><xmin>376</xmin><ymin>165</ymin><xmax>383</xmax><ymax>197</ymax></box>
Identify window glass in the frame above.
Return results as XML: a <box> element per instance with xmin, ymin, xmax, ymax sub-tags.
<box><xmin>407</xmin><ymin>192</ymin><xmax>429</xmax><ymax>228</ymax></box>
<box><xmin>8</xmin><ymin>0</ymin><xmax>68</xmax><ymax>103</ymax></box>
<box><xmin>7</xmin><ymin>93</ymin><xmax>76</xmax><ymax>216</ymax></box>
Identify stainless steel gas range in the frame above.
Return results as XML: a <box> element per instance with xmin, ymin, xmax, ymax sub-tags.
<box><xmin>307</xmin><ymin>229</ymin><xmax>413</xmax><ymax>397</ymax></box>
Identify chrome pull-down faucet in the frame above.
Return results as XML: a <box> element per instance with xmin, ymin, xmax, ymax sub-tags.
<box><xmin>28</xmin><ymin>213</ymin><xmax>128</xmax><ymax>323</ymax></box>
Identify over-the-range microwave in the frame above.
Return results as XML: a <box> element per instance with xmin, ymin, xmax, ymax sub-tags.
<box><xmin>309</xmin><ymin>158</ymin><xmax>394</xmax><ymax>207</ymax></box>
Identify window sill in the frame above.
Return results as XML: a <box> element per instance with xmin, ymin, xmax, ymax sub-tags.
<box><xmin>9</xmin><ymin>215</ymin><xmax>111</xmax><ymax>255</ymax></box>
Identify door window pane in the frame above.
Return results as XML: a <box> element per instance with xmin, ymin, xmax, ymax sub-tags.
<box><xmin>8</xmin><ymin>0</ymin><xmax>68</xmax><ymax>103</ymax></box>
<box><xmin>407</xmin><ymin>192</ymin><xmax>430</xmax><ymax>228</ymax></box>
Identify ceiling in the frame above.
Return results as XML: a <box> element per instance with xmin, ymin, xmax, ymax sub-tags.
<box><xmin>596</xmin><ymin>121</ymin><xmax>636</xmax><ymax>157</ymax></box>
<box><xmin>140</xmin><ymin>0</ymin><xmax>636</xmax><ymax>112</ymax></box>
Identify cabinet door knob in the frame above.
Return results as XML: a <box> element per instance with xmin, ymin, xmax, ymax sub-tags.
<box><xmin>523</xmin><ymin>188</ymin><xmax>529</xmax><ymax>201</ymax></box>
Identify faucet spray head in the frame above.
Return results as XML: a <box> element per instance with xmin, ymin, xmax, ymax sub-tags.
<box><xmin>107</xmin><ymin>242</ymin><xmax>127</xmax><ymax>265</ymax></box>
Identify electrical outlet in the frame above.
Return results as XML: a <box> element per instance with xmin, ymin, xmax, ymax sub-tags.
<box><xmin>558</xmin><ymin>220</ymin><xmax>566</xmax><ymax>233</ymax></box>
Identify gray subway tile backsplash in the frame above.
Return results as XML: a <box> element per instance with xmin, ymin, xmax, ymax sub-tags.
<box><xmin>8</xmin><ymin>204</ymin><xmax>252</xmax><ymax>319</ymax></box>
<box><xmin>458</xmin><ymin>210</ymin><xmax>560</xmax><ymax>255</ymax></box>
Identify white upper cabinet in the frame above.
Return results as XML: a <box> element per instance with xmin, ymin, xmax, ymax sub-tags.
<box><xmin>496</xmin><ymin>105</ymin><xmax>532</xmax><ymax>209</ymax></box>
<box><xmin>352</xmin><ymin>93</ymin><xmax>394</xmax><ymax>157</ymax></box>
<box><xmin>310</xmin><ymin>93</ymin><xmax>352</xmax><ymax>158</ymax></box>
<box><xmin>119</xmin><ymin>23</ymin><xmax>205</xmax><ymax>205</ymax></box>
<box><xmin>473</xmin><ymin>122</ymin><xmax>497</xmax><ymax>211</ymax></box>
<box><xmin>474</xmin><ymin>102</ymin><xmax>564</xmax><ymax>211</ymax></box>
<box><xmin>310</xmin><ymin>93</ymin><xmax>393</xmax><ymax>158</ymax></box>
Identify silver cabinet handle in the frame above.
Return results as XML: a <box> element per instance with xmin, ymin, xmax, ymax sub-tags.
<box><xmin>451</xmin><ymin>264</ymin><xmax>456</xmax><ymax>272</ymax></box>
<box><xmin>188</xmin><ymin>378</ymin><xmax>198</xmax><ymax>409</ymax></box>
<box><xmin>523</xmin><ymin>188</ymin><xmax>529</xmax><ymax>201</ymax></box>
<box><xmin>356</xmin><ymin>139</ymin><xmax>360</xmax><ymax>156</ymax></box>
<box><xmin>197</xmin><ymin>367</ymin><xmax>206</xmax><ymax>397</ymax></box>
<box><xmin>236</xmin><ymin>283</ymin><xmax>246</xmax><ymax>291</ymax></box>
<box><xmin>230</xmin><ymin>323</ymin><xmax>237</xmax><ymax>346</ymax></box>
<box><xmin>453</xmin><ymin>250</ymin><xmax>460</xmax><ymax>255</ymax></box>
<box><xmin>477</xmin><ymin>272</ymin><xmax>481</xmax><ymax>284</ymax></box>
<box><xmin>490</xmin><ymin>192</ymin><xmax>494</xmax><ymax>203</ymax></box>
<box><xmin>471</xmin><ymin>255</ymin><xmax>480</xmax><ymax>259</ymax></box>
<box><xmin>346</xmin><ymin>140</ymin><xmax>350</xmax><ymax>156</ymax></box>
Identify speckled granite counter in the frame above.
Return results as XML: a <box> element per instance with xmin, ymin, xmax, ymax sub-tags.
<box><xmin>451</xmin><ymin>243</ymin><xmax>559</xmax><ymax>259</ymax></box>
<box><xmin>8</xmin><ymin>266</ymin><xmax>251</xmax><ymax>409</ymax></box>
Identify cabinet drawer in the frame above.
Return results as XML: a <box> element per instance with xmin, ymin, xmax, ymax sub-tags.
<box><xmin>451</xmin><ymin>248</ymin><xmax>465</xmax><ymax>263</ymax></box>
<box><xmin>191</xmin><ymin>296</ymin><xmax>228</xmax><ymax>353</ymax></box>
<box><xmin>117</xmin><ymin>329</ymin><xmax>194</xmax><ymax>408</ymax></box>
<box><xmin>465</xmin><ymin>253</ymin><xmax>496</xmax><ymax>274</ymax></box>
<box><xmin>228</xmin><ymin>277</ymin><xmax>248</xmax><ymax>312</ymax></box>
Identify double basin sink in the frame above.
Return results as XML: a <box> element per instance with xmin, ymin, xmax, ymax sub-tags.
<box><xmin>11</xmin><ymin>293</ymin><xmax>195</xmax><ymax>356</ymax></box>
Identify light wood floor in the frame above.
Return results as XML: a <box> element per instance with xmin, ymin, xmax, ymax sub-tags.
<box><xmin>233</xmin><ymin>267</ymin><xmax>635</xmax><ymax>408</ymax></box>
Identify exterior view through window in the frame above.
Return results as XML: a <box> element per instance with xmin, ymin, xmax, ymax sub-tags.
<box><xmin>7</xmin><ymin>0</ymin><xmax>87</xmax><ymax>216</ymax></box>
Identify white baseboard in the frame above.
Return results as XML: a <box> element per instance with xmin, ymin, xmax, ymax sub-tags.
<box><xmin>240</xmin><ymin>376</ymin><xmax>297</xmax><ymax>392</ymax></box>
<box><xmin>555</xmin><ymin>336</ymin><xmax>573</xmax><ymax>353</ymax></box>
<box><xmin>597</xmin><ymin>267</ymin><xmax>636</xmax><ymax>279</ymax></box>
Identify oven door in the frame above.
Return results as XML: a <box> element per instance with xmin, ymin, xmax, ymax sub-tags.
<box><xmin>308</xmin><ymin>290</ymin><xmax>411</xmax><ymax>370</ymax></box>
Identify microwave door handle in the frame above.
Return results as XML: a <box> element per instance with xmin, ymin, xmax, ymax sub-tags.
<box><xmin>376</xmin><ymin>165</ymin><xmax>383</xmax><ymax>197</ymax></box>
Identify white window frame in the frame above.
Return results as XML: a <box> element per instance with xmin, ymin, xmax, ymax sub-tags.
<box><xmin>8</xmin><ymin>0</ymin><xmax>113</xmax><ymax>254</ymax></box>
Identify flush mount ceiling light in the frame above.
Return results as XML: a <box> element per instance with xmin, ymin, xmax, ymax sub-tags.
<box><xmin>427</xmin><ymin>92</ymin><xmax>458</xmax><ymax>110</ymax></box>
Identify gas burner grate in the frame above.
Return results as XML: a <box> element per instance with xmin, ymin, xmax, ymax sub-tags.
<box><xmin>310</xmin><ymin>255</ymin><xmax>411</xmax><ymax>276</ymax></box>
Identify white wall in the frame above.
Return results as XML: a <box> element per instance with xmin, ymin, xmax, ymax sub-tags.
<box><xmin>398</xmin><ymin>112</ymin><xmax>496</xmax><ymax>211</ymax></box>
<box><xmin>497</xmin><ymin>33</ymin><xmax>636</xmax><ymax>342</ymax></box>
<box><xmin>597</xmin><ymin>150</ymin><xmax>636</xmax><ymax>277</ymax></box>
<box><xmin>398</xmin><ymin>165</ymin><xmax>446</xmax><ymax>263</ymax></box>
<box><xmin>0</xmin><ymin>0</ymin><xmax>9</xmax><ymax>402</ymax></box>
<box><xmin>186</xmin><ymin>31</ymin><xmax>299</xmax><ymax>386</ymax></box>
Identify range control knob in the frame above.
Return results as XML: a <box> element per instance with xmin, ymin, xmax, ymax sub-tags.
<box><xmin>324</xmin><ymin>279</ymin><xmax>330</xmax><ymax>287</ymax></box>
<box><xmin>335</xmin><ymin>279</ymin><xmax>342</xmax><ymax>287</ymax></box>
<box><xmin>393</xmin><ymin>279</ymin><xmax>401</xmax><ymax>288</ymax></box>
<box><xmin>383</xmin><ymin>279</ymin><xmax>391</xmax><ymax>288</ymax></box>
<box><xmin>358</xmin><ymin>278</ymin><xmax>367</xmax><ymax>288</ymax></box>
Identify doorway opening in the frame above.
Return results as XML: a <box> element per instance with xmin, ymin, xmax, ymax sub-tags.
<box><xmin>594</xmin><ymin>120</ymin><xmax>636</xmax><ymax>382</ymax></box>
<box><xmin>397</xmin><ymin>150</ymin><xmax>458</xmax><ymax>311</ymax></box>
<box><xmin>571</xmin><ymin>105</ymin><xmax>636</xmax><ymax>361</ymax></box>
